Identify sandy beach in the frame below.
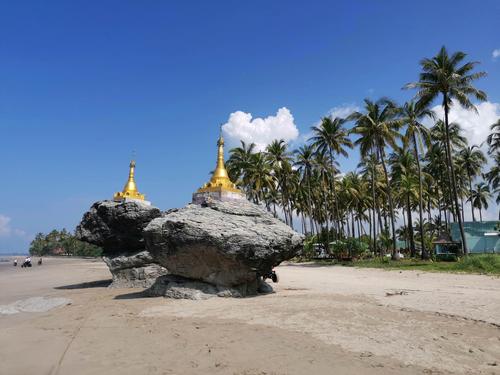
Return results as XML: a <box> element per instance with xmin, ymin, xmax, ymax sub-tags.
<box><xmin>1</xmin><ymin>257</ymin><xmax>499</xmax><ymax>375</ymax></box>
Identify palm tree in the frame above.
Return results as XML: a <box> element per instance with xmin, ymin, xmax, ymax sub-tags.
<box><xmin>358</xmin><ymin>155</ymin><xmax>383</xmax><ymax>254</ymax></box>
<box><xmin>351</xmin><ymin>98</ymin><xmax>401</xmax><ymax>256</ymax></box>
<box><xmin>468</xmin><ymin>182</ymin><xmax>491</xmax><ymax>222</ymax></box>
<box><xmin>309</xmin><ymin>117</ymin><xmax>353</xmax><ymax>237</ymax></box>
<box><xmin>399</xmin><ymin>100</ymin><xmax>434</xmax><ymax>258</ymax></box>
<box><xmin>429</xmin><ymin>120</ymin><xmax>467</xmax><ymax>223</ymax></box>
<box><xmin>294</xmin><ymin>145</ymin><xmax>317</xmax><ymax>235</ymax></box>
<box><xmin>485</xmin><ymin>153</ymin><xmax>500</xmax><ymax>218</ymax></box>
<box><xmin>265</xmin><ymin>140</ymin><xmax>294</xmax><ymax>226</ymax></box>
<box><xmin>487</xmin><ymin>119</ymin><xmax>500</xmax><ymax>155</ymax></box>
<box><xmin>313</xmin><ymin>150</ymin><xmax>336</xmax><ymax>238</ymax></box>
<box><xmin>457</xmin><ymin>145</ymin><xmax>487</xmax><ymax>221</ymax></box>
<box><xmin>430</xmin><ymin>120</ymin><xmax>467</xmax><ymax>151</ymax></box>
<box><xmin>390</xmin><ymin>149</ymin><xmax>419</xmax><ymax>257</ymax></box>
<box><xmin>246</xmin><ymin>152</ymin><xmax>275</xmax><ymax>205</ymax></box>
<box><xmin>406</xmin><ymin>46</ymin><xmax>487</xmax><ymax>255</ymax></box>
<box><xmin>227</xmin><ymin>141</ymin><xmax>256</xmax><ymax>192</ymax></box>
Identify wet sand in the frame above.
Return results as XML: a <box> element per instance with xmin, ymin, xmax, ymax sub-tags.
<box><xmin>1</xmin><ymin>257</ymin><xmax>499</xmax><ymax>374</ymax></box>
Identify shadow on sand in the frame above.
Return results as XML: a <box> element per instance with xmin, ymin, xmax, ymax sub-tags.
<box><xmin>54</xmin><ymin>279</ymin><xmax>112</xmax><ymax>290</ymax></box>
<box><xmin>282</xmin><ymin>262</ymin><xmax>337</xmax><ymax>268</ymax></box>
<box><xmin>113</xmin><ymin>291</ymin><xmax>150</xmax><ymax>300</ymax></box>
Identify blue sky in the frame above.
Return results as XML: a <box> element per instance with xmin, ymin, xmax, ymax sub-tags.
<box><xmin>1</xmin><ymin>1</ymin><xmax>499</xmax><ymax>252</ymax></box>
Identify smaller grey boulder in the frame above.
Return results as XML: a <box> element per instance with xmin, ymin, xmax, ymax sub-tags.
<box><xmin>103</xmin><ymin>251</ymin><xmax>168</xmax><ymax>288</ymax></box>
<box><xmin>76</xmin><ymin>200</ymin><xmax>162</xmax><ymax>256</ymax></box>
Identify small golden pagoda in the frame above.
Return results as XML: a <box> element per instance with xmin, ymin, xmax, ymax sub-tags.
<box><xmin>192</xmin><ymin>130</ymin><xmax>245</xmax><ymax>204</ymax></box>
<box><xmin>113</xmin><ymin>160</ymin><xmax>148</xmax><ymax>203</ymax></box>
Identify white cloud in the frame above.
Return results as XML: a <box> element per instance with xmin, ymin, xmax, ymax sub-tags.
<box><xmin>0</xmin><ymin>215</ymin><xmax>26</xmax><ymax>238</ymax></box>
<box><xmin>222</xmin><ymin>107</ymin><xmax>299</xmax><ymax>152</ymax></box>
<box><xmin>430</xmin><ymin>100</ymin><xmax>500</xmax><ymax>148</ymax></box>
<box><xmin>327</xmin><ymin>104</ymin><xmax>359</xmax><ymax>120</ymax></box>
<box><xmin>493</xmin><ymin>49</ymin><xmax>500</xmax><ymax>60</ymax></box>
<box><xmin>291</xmin><ymin>104</ymin><xmax>360</xmax><ymax>151</ymax></box>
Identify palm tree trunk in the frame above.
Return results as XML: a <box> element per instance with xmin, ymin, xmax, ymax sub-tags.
<box><xmin>406</xmin><ymin>195</ymin><xmax>416</xmax><ymax>257</ymax></box>
<box><xmin>468</xmin><ymin>174</ymin><xmax>476</xmax><ymax>222</ymax></box>
<box><xmin>441</xmin><ymin>149</ymin><xmax>456</xmax><ymax>221</ymax></box>
<box><xmin>402</xmin><ymin>208</ymin><xmax>408</xmax><ymax>250</ymax></box>
<box><xmin>329</xmin><ymin>150</ymin><xmax>340</xmax><ymax>240</ymax></box>
<box><xmin>351</xmin><ymin>212</ymin><xmax>355</xmax><ymax>239</ymax></box>
<box><xmin>306</xmin><ymin>179</ymin><xmax>315</xmax><ymax>237</ymax></box>
<box><xmin>444</xmin><ymin>97</ymin><xmax>469</xmax><ymax>255</ymax></box>
<box><xmin>370</xmin><ymin>154</ymin><xmax>378</xmax><ymax>255</ymax></box>
<box><xmin>479</xmin><ymin>207</ymin><xmax>483</xmax><ymax>222</ymax></box>
<box><xmin>357</xmin><ymin>216</ymin><xmax>362</xmax><ymax>240</ymax></box>
<box><xmin>368</xmin><ymin>207</ymin><xmax>373</xmax><ymax>249</ymax></box>
<box><xmin>321</xmin><ymin>183</ymin><xmax>330</xmax><ymax>247</ymax></box>
<box><xmin>378</xmin><ymin>148</ymin><xmax>397</xmax><ymax>257</ymax></box>
<box><xmin>461</xmin><ymin>197</ymin><xmax>465</xmax><ymax>223</ymax></box>
<box><xmin>412</xmin><ymin>135</ymin><xmax>428</xmax><ymax>259</ymax></box>
<box><xmin>428</xmin><ymin>198</ymin><xmax>432</xmax><ymax>225</ymax></box>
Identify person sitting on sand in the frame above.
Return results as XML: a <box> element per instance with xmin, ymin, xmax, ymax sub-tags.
<box><xmin>38</xmin><ymin>258</ymin><xmax>42</xmax><ymax>265</ymax></box>
<box><xmin>13</xmin><ymin>259</ymin><xmax>17</xmax><ymax>266</ymax></box>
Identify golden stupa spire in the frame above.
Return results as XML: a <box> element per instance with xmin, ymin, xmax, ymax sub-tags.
<box><xmin>113</xmin><ymin>160</ymin><xmax>146</xmax><ymax>202</ymax></box>
<box><xmin>197</xmin><ymin>127</ymin><xmax>241</xmax><ymax>194</ymax></box>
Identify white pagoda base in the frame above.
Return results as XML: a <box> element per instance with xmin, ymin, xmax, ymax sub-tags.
<box><xmin>192</xmin><ymin>190</ymin><xmax>246</xmax><ymax>205</ymax></box>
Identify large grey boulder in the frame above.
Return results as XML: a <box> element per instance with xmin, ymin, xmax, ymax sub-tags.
<box><xmin>143</xmin><ymin>200</ymin><xmax>303</xmax><ymax>296</ymax></box>
<box><xmin>76</xmin><ymin>200</ymin><xmax>166</xmax><ymax>287</ymax></box>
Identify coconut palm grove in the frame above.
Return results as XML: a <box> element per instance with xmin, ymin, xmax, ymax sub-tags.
<box><xmin>224</xmin><ymin>46</ymin><xmax>500</xmax><ymax>260</ymax></box>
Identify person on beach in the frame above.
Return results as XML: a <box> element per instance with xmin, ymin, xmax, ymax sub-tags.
<box><xmin>22</xmin><ymin>256</ymin><xmax>32</xmax><ymax>268</ymax></box>
<box><xmin>13</xmin><ymin>259</ymin><xmax>17</xmax><ymax>266</ymax></box>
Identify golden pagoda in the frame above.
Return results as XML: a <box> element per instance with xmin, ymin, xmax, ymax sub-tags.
<box><xmin>113</xmin><ymin>160</ymin><xmax>148</xmax><ymax>203</ymax></box>
<box><xmin>192</xmin><ymin>130</ymin><xmax>245</xmax><ymax>204</ymax></box>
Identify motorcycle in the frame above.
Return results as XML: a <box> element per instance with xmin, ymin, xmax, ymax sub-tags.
<box><xmin>262</xmin><ymin>269</ymin><xmax>279</xmax><ymax>283</ymax></box>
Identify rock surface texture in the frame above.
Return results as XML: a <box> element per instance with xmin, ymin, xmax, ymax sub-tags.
<box><xmin>76</xmin><ymin>201</ymin><xmax>166</xmax><ymax>287</ymax></box>
<box><xmin>144</xmin><ymin>200</ymin><xmax>304</xmax><ymax>296</ymax></box>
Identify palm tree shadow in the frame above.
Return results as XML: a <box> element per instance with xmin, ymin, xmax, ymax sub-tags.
<box><xmin>54</xmin><ymin>279</ymin><xmax>112</xmax><ymax>290</ymax></box>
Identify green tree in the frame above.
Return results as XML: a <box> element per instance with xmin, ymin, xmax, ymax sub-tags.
<box><xmin>487</xmin><ymin>119</ymin><xmax>500</xmax><ymax>155</ymax></box>
<box><xmin>399</xmin><ymin>100</ymin><xmax>434</xmax><ymax>258</ymax></box>
<box><xmin>390</xmin><ymin>149</ymin><xmax>419</xmax><ymax>257</ymax></box>
<box><xmin>294</xmin><ymin>145</ymin><xmax>317</xmax><ymax>235</ymax></box>
<box><xmin>468</xmin><ymin>182</ymin><xmax>491</xmax><ymax>222</ymax></box>
<box><xmin>309</xmin><ymin>117</ymin><xmax>353</xmax><ymax>237</ymax></box>
<box><xmin>406</xmin><ymin>46</ymin><xmax>487</xmax><ymax>255</ymax></box>
<box><xmin>457</xmin><ymin>145</ymin><xmax>487</xmax><ymax>221</ymax></box>
<box><xmin>227</xmin><ymin>140</ymin><xmax>256</xmax><ymax>192</ymax></box>
<box><xmin>29</xmin><ymin>229</ymin><xmax>102</xmax><ymax>257</ymax></box>
<box><xmin>265</xmin><ymin>140</ymin><xmax>294</xmax><ymax>226</ymax></box>
<box><xmin>351</xmin><ymin>98</ymin><xmax>401</xmax><ymax>256</ymax></box>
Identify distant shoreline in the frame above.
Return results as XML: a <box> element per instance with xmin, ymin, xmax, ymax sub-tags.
<box><xmin>0</xmin><ymin>254</ymin><xmax>101</xmax><ymax>260</ymax></box>
<box><xmin>0</xmin><ymin>253</ymin><xmax>28</xmax><ymax>257</ymax></box>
